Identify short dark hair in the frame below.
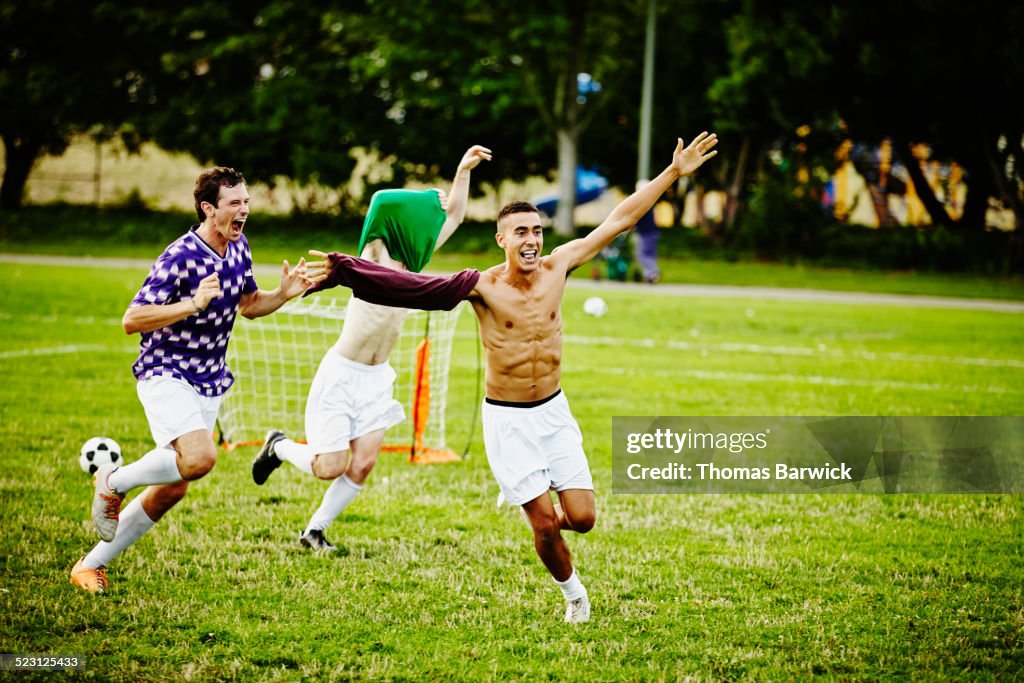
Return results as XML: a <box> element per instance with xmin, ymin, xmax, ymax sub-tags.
<box><xmin>497</xmin><ymin>200</ymin><xmax>539</xmax><ymax>224</ymax></box>
<box><xmin>194</xmin><ymin>167</ymin><xmax>246</xmax><ymax>222</ymax></box>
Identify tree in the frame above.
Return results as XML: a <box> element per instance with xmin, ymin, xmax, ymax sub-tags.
<box><xmin>3</xmin><ymin>0</ymin><xmax>728</xmax><ymax>229</ymax></box>
<box><xmin>135</xmin><ymin>0</ymin><xmax>546</xmax><ymax>215</ymax></box>
<box><xmin>349</xmin><ymin>1</ymin><xmax>550</xmax><ymax>201</ymax></box>
<box><xmin>130</xmin><ymin>1</ymin><xmax>397</xmax><ymax>214</ymax></box>
<box><xmin>582</xmin><ymin>0</ymin><xmax>731</xmax><ymax>190</ymax></box>
<box><xmin>838</xmin><ymin>1</ymin><xmax>1024</xmax><ymax>241</ymax></box>
<box><xmin>706</xmin><ymin>0</ymin><xmax>845</xmax><ymax>236</ymax></box>
<box><xmin>0</xmin><ymin>1</ymin><xmax>164</xmax><ymax>209</ymax></box>
<box><xmin>364</xmin><ymin>0</ymin><xmax>655</xmax><ymax>233</ymax></box>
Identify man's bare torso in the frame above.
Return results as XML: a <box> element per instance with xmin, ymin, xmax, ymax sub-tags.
<box><xmin>471</xmin><ymin>255</ymin><xmax>569</xmax><ymax>402</ymax></box>
<box><xmin>332</xmin><ymin>240</ymin><xmax>408</xmax><ymax>365</ymax></box>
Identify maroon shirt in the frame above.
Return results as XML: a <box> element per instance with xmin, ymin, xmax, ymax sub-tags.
<box><xmin>305</xmin><ymin>253</ymin><xmax>479</xmax><ymax>311</ymax></box>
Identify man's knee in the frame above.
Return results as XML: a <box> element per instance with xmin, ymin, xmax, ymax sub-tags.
<box><xmin>178</xmin><ymin>441</ymin><xmax>217</xmax><ymax>480</ymax></box>
<box><xmin>347</xmin><ymin>451</ymin><xmax>378</xmax><ymax>483</ymax></box>
<box><xmin>170</xmin><ymin>428</ymin><xmax>219</xmax><ymax>481</ymax></box>
<box><xmin>567</xmin><ymin>509</ymin><xmax>596</xmax><ymax>534</ymax></box>
<box><xmin>312</xmin><ymin>451</ymin><xmax>348</xmax><ymax>480</ymax></box>
<box><xmin>560</xmin><ymin>491</ymin><xmax>596</xmax><ymax>534</ymax></box>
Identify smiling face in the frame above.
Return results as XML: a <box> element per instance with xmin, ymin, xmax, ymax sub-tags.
<box><xmin>496</xmin><ymin>211</ymin><xmax>544</xmax><ymax>273</ymax></box>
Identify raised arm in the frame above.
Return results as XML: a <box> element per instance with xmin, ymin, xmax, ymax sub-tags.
<box><xmin>551</xmin><ymin>133</ymin><xmax>718</xmax><ymax>272</ymax></box>
<box><xmin>434</xmin><ymin>145</ymin><xmax>493</xmax><ymax>251</ymax></box>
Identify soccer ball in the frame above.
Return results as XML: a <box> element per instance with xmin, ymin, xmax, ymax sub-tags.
<box><xmin>79</xmin><ymin>437</ymin><xmax>122</xmax><ymax>475</ymax></box>
<box><xmin>583</xmin><ymin>296</ymin><xmax>608</xmax><ymax>317</ymax></box>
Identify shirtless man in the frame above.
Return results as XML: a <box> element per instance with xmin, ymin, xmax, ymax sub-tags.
<box><xmin>304</xmin><ymin>133</ymin><xmax>719</xmax><ymax>621</ymax></box>
<box><xmin>251</xmin><ymin>145</ymin><xmax>491</xmax><ymax>552</ymax></box>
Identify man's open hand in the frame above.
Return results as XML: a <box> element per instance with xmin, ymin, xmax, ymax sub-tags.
<box><xmin>672</xmin><ymin>132</ymin><xmax>719</xmax><ymax>177</ymax></box>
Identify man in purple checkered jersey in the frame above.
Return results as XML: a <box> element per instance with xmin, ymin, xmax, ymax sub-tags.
<box><xmin>70</xmin><ymin>167</ymin><xmax>312</xmax><ymax>593</ymax></box>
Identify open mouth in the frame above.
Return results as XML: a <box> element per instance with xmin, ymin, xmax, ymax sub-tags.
<box><xmin>231</xmin><ymin>220</ymin><xmax>245</xmax><ymax>233</ymax></box>
<box><xmin>520</xmin><ymin>249</ymin><xmax>537</xmax><ymax>263</ymax></box>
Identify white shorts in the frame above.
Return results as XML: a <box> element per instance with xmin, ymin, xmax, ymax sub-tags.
<box><xmin>481</xmin><ymin>390</ymin><xmax>594</xmax><ymax>506</ymax></box>
<box><xmin>305</xmin><ymin>352</ymin><xmax>405</xmax><ymax>454</ymax></box>
<box><xmin>136</xmin><ymin>376</ymin><xmax>222</xmax><ymax>448</ymax></box>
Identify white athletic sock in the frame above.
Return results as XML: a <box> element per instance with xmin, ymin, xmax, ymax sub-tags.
<box><xmin>276</xmin><ymin>439</ymin><xmax>314</xmax><ymax>475</ymax></box>
<box><xmin>81</xmin><ymin>496</ymin><xmax>157</xmax><ymax>568</ymax></box>
<box><xmin>554</xmin><ymin>569</ymin><xmax>587</xmax><ymax>602</ymax></box>
<box><xmin>107</xmin><ymin>448</ymin><xmax>182</xmax><ymax>494</ymax></box>
<box><xmin>307</xmin><ymin>474</ymin><xmax>363</xmax><ymax>532</ymax></box>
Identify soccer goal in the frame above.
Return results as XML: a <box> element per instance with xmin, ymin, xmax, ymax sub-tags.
<box><xmin>218</xmin><ymin>295</ymin><xmax>466</xmax><ymax>463</ymax></box>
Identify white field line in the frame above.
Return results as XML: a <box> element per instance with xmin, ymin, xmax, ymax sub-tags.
<box><xmin>579</xmin><ymin>365</ymin><xmax>1022</xmax><ymax>396</ymax></box>
<box><xmin>0</xmin><ymin>344</ymin><xmax>132</xmax><ymax>360</ymax></box>
<box><xmin>0</xmin><ymin>312</ymin><xmax>124</xmax><ymax>326</ymax></box>
<box><xmin>448</xmin><ymin>357</ymin><xmax>1020</xmax><ymax>395</ymax></box>
<box><xmin>453</xmin><ymin>331</ymin><xmax>1024</xmax><ymax>370</ymax></box>
<box><xmin>662</xmin><ymin>339</ymin><xmax>1024</xmax><ymax>369</ymax></box>
<box><xmin>570</xmin><ymin>279</ymin><xmax>1024</xmax><ymax>313</ymax></box>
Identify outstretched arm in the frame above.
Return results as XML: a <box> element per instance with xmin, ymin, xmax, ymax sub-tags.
<box><xmin>239</xmin><ymin>258</ymin><xmax>312</xmax><ymax>319</ymax></box>
<box><xmin>552</xmin><ymin>133</ymin><xmax>718</xmax><ymax>272</ymax></box>
<box><xmin>304</xmin><ymin>250</ymin><xmax>479</xmax><ymax>311</ymax></box>
<box><xmin>434</xmin><ymin>145</ymin><xmax>492</xmax><ymax>251</ymax></box>
<box><xmin>123</xmin><ymin>259</ymin><xmax>311</xmax><ymax>332</ymax></box>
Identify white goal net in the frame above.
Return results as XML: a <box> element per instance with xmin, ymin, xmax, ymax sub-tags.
<box><xmin>218</xmin><ymin>295</ymin><xmax>466</xmax><ymax>462</ymax></box>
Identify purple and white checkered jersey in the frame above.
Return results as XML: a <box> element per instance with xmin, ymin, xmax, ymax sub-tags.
<box><xmin>130</xmin><ymin>226</ymin><xmax>258</xmax><ymax>396</ymax></box>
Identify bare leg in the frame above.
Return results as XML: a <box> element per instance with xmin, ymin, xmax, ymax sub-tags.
<box><xmin>522</xmin><ymin>492</ymin><xmax>574</xmax><ymax>582</ymax></box>
<box><xmin>304</xmin><ymin>429</ymin><xmax>386</xmax><ymax>536</ymax></box>
<box><xmin>310</xmin><ymin>428</ymin><xmax>385</xmax><ymax>483</ymax></box>
<box><xmin>556</xmin><ymin>489</ymin><xmax>596</xmax><ymax>533</ymax></box>
<box><xmin>311</xmin><ymin>449</ymin><xmax>349</xmax><ymax>480</ymax></box>
<box><xmin>172</xmin><ymin>429</ymin><xmax>219</xmax><ymax>481</ymax></box>
<box><xmin>140</xmin><ymin>481</ymin><xmax>190</xmax><ymax>521</ymax></box>
<box><xmin>345</xmin><ymin>428</ymin><xmax>386</xmax><ymax>485</ymax></box>
<box><xmin>79</xmin><ymin>480</ymin><xmax>191</xmax><ymax>574</ymax></box>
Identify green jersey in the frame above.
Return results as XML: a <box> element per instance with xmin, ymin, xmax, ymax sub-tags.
<box><xmin>358</xmin><ymin>189</ymin><xmax>445</xmax><ymax>273</ymax></box>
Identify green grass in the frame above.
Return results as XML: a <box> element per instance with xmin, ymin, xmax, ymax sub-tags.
<box><xmin>623</xmin><ymin>258</ymin><xmax>1024</xmax><ymax>301</ymax></box>
<box><xmin>1</xmin><ymin>260</ymin><xmax>1022</xmax><ymax>681</ymax></box>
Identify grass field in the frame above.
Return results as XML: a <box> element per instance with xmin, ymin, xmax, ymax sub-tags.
<box><xmin>1</xmin><ymin>258</ymin><xmax>1022</xmax><ymax>681</ymax></box>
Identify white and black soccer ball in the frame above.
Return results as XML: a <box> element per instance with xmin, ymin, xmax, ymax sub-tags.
<box><xmin>583</xmin><ymin>296</ymin><xmax>608</xmax><ymax>317</ymax></box>
<box><xmin>79</xmin><ymin>437</ymin><xmax>122</xmax><ymax>475</ymax></box>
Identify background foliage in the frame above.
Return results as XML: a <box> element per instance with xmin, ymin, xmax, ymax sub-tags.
<box><xmin>3</xmin><ymin>0</ymin><xmax>1022</xmax><ymax>257</ymax></box>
